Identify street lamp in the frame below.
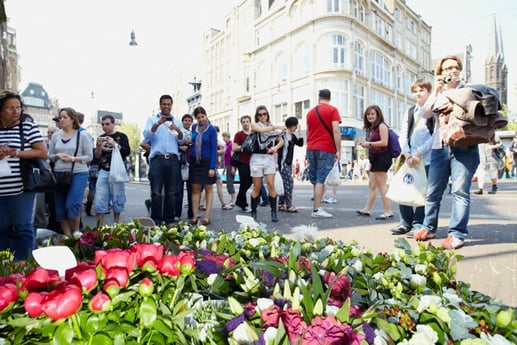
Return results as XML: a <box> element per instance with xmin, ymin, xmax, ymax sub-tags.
<box><xmin>129</xmin><ymin>30</ymin><xmax>138</xmax><ymax>46</ymax></box>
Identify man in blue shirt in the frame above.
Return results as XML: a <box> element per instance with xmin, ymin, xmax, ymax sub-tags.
<box><xmin>142</xmin><ymin>95</ymin><xmax>185</xmax><ymax>225</ymax></box>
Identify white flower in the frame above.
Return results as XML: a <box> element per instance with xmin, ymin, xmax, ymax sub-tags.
<box><xmin>256</xmin><ymin>298</ymin><xmax>274</xmax><ymax>312</ymax></box>
<box><xmin>417</xmin><ymin>295</ymin><xmax>442</xmax><ymax>313</ymax></box>
<box><xmin>248</xmin><ymin>238</ymin><xmax>260</xmax><ymax>247</ymax></box>
<box><xmin>480</xmin><ymin>332</ymin><xmax>514</xmax><ymax>345</ymax></box>
<box><xmin>414</xmin><ymin>264</ymin><xmax>427</xmax><ymax>274</ymax></box>
<box><xmin>410</xmin><ymin>274</ymin><xmax>427</xmax><ymax>288</ymax></box>
<box><xmin>372</xmin><ymin>272</ymin><xmax>384</xmax><ymax>283</ymax></box>
<box><xmin>325</xmin><ymin>305</ymin><xmax>340</xmax><ymax>316</ymax></box>
<box><xmin>207</xmin><ymin>273</ymin><xmax>218</xmax><ymax>286</ymax></box>
<box><xmin>232</xmin><ymin>322</ymin><xmax>259</xmax><ymax>343</ymax></box>
<box><xmin>397</xmin><ymin>325</ymin><xmax>438</xmax><ymax>345</ymax></box>
<box><xmin>263</xmin><ymin>327</ymin><xmax>278</xmax><ymax>344</ymax></box>
<box><xmin>443</xmin><ymin>290</ymin><xmax>463</xmax><ymax>308</ymax></box>
<box><xmin>352</xmin><ymin>259</ymin><xmax>363</xmax><ymax>272</ymax></box>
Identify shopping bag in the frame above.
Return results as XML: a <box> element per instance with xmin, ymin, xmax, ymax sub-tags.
<box><xmin>109</xmin><ymin>146</ymin><xmax>129</xmax><ymax>183</ymax></box>
<box><xmin>325</xmin><ymin>161</ymin><xmax>341</xmax><ymax>186</ymax></box>
<box><xmin>0</xmin><ymin>159</ymin><xmax>12</xmax><ymax>177</ymax></box>
<box><xmin>275</xmin><ymin>171</ymin><xmax>284</xmax><ymax>196</ymax></box>
<box><xmin>386</xmin><ymin>161</ymin><xmax>427</xmax><ymax>206</ymax></box>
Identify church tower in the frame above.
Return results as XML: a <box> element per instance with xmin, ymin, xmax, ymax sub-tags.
<box><xmin>485</xmin><ymin>15</ymin><xmax>508</xmax><ymax>106</ymax></box>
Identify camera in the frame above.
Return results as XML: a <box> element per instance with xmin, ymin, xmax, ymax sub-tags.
<box><xmin>165</xmin><ymin>116</ymin><xmax>173</xmax><ymax>121</ymax></box>
<box><xmin>443</xmin><ymin>76</ymin><xmax>453</xmax><ymax>84</ymax></box>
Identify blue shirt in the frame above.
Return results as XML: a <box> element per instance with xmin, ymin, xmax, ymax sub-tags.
<box><xmin>143</xmin><ymin>113</ymin><xmax>185</xmax><ymax>160</ymax></box>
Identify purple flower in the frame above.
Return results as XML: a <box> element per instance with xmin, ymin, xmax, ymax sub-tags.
<box><xmin>362</xmin><ymin>322</ymin><xmax>375</xmax><ymax>345</ymax></box>
<box><xmin>196</xmin><ymin>259</ymin><xmax>222</xmax><ymax>275</ymax></box>
<box><xmin>224</xmin><ymin>313</ymin><xmax>245</xmax><ymax>334</ymax></box>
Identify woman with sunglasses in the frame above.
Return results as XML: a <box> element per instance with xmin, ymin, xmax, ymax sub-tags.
<box><xmin>249</xmin><ymin>105</ymin><xmax>284</xmax><ymax>222</ymax></box>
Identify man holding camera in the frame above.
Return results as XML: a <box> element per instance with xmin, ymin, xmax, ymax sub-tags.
<box><xmin>413</xmin><ymin>55</ymin><xmax>479</xmax><ymax>250</ymax></box>
<box><xmin>142</xmin><ymin>94</ymin><xmax>185</xmax><ymax>225</ymax></box>
<box><xmin>94</xmin><ymin>115</ymin><xmax>131</xmax><ymax>226</ymax></box>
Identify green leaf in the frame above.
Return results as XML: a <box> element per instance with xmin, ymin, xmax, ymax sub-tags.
<box><xmin>91</xmin><ymin>333</ymin><xmax>114</xmax><ymax>345</ymax></box>
<box><xmin>375</xmin><ymin>317</ymin><xmax>401</xmax><ymax>342</ymax></box>
<box><xmin>139</xmin><ymin>296</ymin><xmax>157</xmax><ymax>327</ymax></box>
<box><xmin>336</xmin><ymin>298</ymin><xmax>350</xmax><ymax>323</ymax></box>
<box><xmin>153</xmin><ymin>318</ymin><xmax>175</xmax><ymax>340</ymax></box>
<box><xmin>52</xmin><ymin>322</ymin><xmax>74</xmax><ymax>345</ymax></box>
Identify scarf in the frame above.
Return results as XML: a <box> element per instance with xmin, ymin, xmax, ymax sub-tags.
<box><xmin>195</xmin><ymin>119</ymin><xmax>211</xmax><ymax>163</ymax></box>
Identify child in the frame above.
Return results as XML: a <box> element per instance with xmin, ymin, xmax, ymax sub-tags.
<box><xmin>278</xmin><ymin>117</ymin><xmax>304</xmax><ymax>212</ymax></box>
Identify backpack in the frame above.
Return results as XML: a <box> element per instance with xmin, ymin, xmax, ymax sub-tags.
<box><xmin>388</xmin><ymin>129</ymin><xmax>402</xmax><ymax>158</ymax></box>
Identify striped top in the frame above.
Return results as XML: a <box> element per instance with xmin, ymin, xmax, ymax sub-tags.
<box><xmin>0</xmin><ymin>121</ymin><xmax>44</xmax><ymax>196</ymax></box>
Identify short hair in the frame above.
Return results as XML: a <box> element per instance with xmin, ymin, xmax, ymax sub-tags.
<box><xmin>318</xmin><ymin>89</ymin><xmax>331</xmax><ymax>99</ymax></box>
<box><xmin>59</xmin><ymin>107</ymin><xmax>80</xmax><ymax>129</ymax></box>
<box><xmin>222</xmin><ymin>131</ymin><xmax>231</xmax><ymax>138</ymax></box>
<box><xmin>362</xmin><ymin>105</ymin><xmax>385</xmax><ymax>130</ymax></box>
<box><xmin>0</xmin><ymin>92</ymin><xmax>24</xmax><ymax>112</ymax></box>
<box><xmin>240</xmin><ymin>115</ymin><xmax>251</xmax><ymax>123</ymax></box>
<box><xmin>181</xmin><ymin>113</ymin><xmax>193</xmax><ymax>122</ymax></box>
<box><xmin>435</xmin><ymin>55</ymin><xmax>463</xmax><ymax>75</ymax></box>
<box><xmin>101</xmin><ymin>114</ymin><xmax>115</xmax><ymax>123</ymax></box>
<box><xmin>411</xmin><ymin>79</ymin><xmax>432</xmax><ymax>93</ymax></box>
<box><xmin>285</xmin><ymin>116</ymin><xmax>298</xmax><ymax>128</ymax></box>
<box><xmin>159</xmin><ymin>94</ymin><xmax>173</xmax><ymax>104</ymax></box>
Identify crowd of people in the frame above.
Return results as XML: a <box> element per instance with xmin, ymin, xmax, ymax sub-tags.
<box><xmin>1</xmin><ymin>53</ymin><xmax>515</xmax><ymax>260</ymax></box>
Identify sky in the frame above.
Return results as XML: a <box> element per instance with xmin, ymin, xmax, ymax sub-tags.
<box><xmin>5</xmin><ymin>0</ymin><xmax>517</xmax><ymax>128</ymax></box>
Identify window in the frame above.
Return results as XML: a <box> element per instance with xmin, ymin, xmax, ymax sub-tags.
<box><xmin>327</xmin><ymin>0</ymin><xmax>349</xmax><ymax>14</ymax></box>
<box><xmin>354</xmin><ymin>85</ymin><xmax>364</xmax><ymax>120</ymax></box>
<box><xmin>354</xmin><ymin>41</ymin><xmax>364</xmax><ymax>75</ymax></box>
<box><xmin>255</xmin><ymin>0</ymin><xmax>262</xmax><ymax>18</ymax></box>
<box><xmin>395</xmin><ymin>66</ymin><xmax>403</xmax><ymax>92</ymax></box>
<box><xmin>369</xmin><ymin>51</ymin><xmax>392</xmax><ymax>87</ymax></box>
<box><xmin>371</xmin><ymin>90</ymin><xmax>393</xmax><ymax>125</ymax></box>
<box><xmin>317</xmin><ymin>79</ymin><xmax>348</xmax><ymax>116</ymax></box>
<box><xmin>294</xmin><ymin>99</ymin><xmax>311</xmax><ymax>119</ymax></box>
<box><xmin>332</xmin><ymin>34</ymin><xmax>347</xmax><ymax>66</ymax></box>
<box><xmin>405</xmin><ymin>71</ymin><xmax>416</xmax><ymax>97</ymax></box>
<box><xmin>274</xmin><ymin>103</ymin><xmax>288</xmax><ymax>122</ymax></box>
<box><xmin>394</xmin><ymin>8</ymin><xmax>400</xmax><ymax>21</ymax></box>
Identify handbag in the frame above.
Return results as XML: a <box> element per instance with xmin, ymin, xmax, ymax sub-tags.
<box><xmin>54</xmin><ymin>132</ymin><xmax>80</xmax><ymax>187</ymax></box>
<box><xmin>109</xmin><ymin>145</ymin><xmax>129</xmax><ymax>183</ymax></box>
<box><xmin>18</xmin><ymin>123</ymin><xmax>57</xmax><ymax>193</ymax></box>
<box><xmin>386</xmin><ymin>160</ymin><xmax>427</xmax><ymax>207</ymax></box>
<box><xmin>230</xmin><ymin>152</ymin><xmax>240</xmax><ymax>167</ymax></box>
<box><xmin>241</xmin><ymin>133</ymin><xmax>259</xmax><ymax>154</ymax></box>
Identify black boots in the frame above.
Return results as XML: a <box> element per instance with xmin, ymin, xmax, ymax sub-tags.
<box><xmin>251</xmin><ymin>196</ymin><xmax>259</xmax><ymax>220</ymax></box>
<box><xmin>488</xmin><ymin>184</ymin><xmax>498</xmax><ymax>194</ymax></box>
<box><xmin>269</xmin><ymin>196</ymin><xmax>278</xmax><ymax>222</ymax></box>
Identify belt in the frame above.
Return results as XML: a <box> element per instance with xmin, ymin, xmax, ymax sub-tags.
<box><xmin>153</xmin><ymin>154</ymin><xmax>178</xmax><ymax>160</ymax></box>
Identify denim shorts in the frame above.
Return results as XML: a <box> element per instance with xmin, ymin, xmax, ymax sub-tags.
<box><xmin>250</xmin><ymin>153</ymin><xmax>276</xmax><ymax>177</ymax></box>
<box><xmin>94</xmin><ymin>169</ymin><xmax>126</xmax><ymax>214</ymax></box>
<box><xmin>306</xmin><ymin>150</ymin><xmax>336</xmax><ymax>184</ymax></box>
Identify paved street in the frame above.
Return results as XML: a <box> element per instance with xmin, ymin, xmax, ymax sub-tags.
<box><xmin>83</xmin><ymin>178</ymin><xmax>517</xmax><ymax>307</ymax></box>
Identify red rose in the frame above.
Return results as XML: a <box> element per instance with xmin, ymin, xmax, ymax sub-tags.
<box><xmin>158</xmin><ymin>255</ymin><xmax>180</xmax><ymax>276</ymax></box>
<box><xmin>65</xmin><ymin>262</ymin><xmax>93</xmax><ymax>281</ymax></box>
<box><xmin>24</xmin><ymin>292</ymin><xmax>46</xmax><ymax>317</ymax></box>
<box><xmin>98</xmin><ymin>249</ymin><xmax>136</xmax><ymax>276</ymax></box>
<box><xmin>70</xmin><ymin>268</ymin><xmax>99</xmax><ymax>293</ymax></box>
<box><xmin>79</xmin><ymin>231</ymin><xmax>99</xmax><ymax>246</ymax></box>
<box><xmin>22</xmin><ymin>268</ymin><xmax>58</xmax><ymax>292</ymax></box>
<box><xmin>89</xmin><ymin>291</ymin><xmax>112</xmax><ymax>312</ymax></box>
<box><xmin>131</xmin><ymin>243</ymin><xmax>164</xmax><ymax>268</ymax></box>
<box><xmin>0</xmin><ymin>284</ymin><xmax>19</xmax><ymax>313</ymax></box>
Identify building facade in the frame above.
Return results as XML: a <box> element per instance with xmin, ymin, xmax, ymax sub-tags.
<box><xmin>484</xmin><ymin>15</ymin><xmax>507</xmax><ymax>107</ymax></box>
<box><xmin>201</xmin><ymin>0</ymin><xmax>433</xmax><ymax>162</ymax></box>
<box><xmin>21</xmin><ymin>82</ymin><xmax>55</xmax><ymax>135</ymax></box>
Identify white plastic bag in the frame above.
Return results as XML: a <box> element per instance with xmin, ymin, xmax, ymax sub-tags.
<box><xmin>181</xmin><ymin>163</ymin><xmax>189</xmax><ymax>182</ymax></box>
<box><xmin>386</xmin><ymin>160</ymin><xmax>427</xmax><ymax>206</ymax></box>
<box><xmin>109</xmin><ymin>145</ymin><xmax>129</xmax><ymax>183</ymax></box>
<box><xmin>275</xmin><ymin>171</ymin><xmax>284</xmax><ymax>196</ymax></box>
<box><xmin>0</xmin><ymin>159</ymin><xmax>12</xmax><ymax>177</ymax></box>
<box><xmin>325</xmin><ymin>161</ymin><xmax>341</xmax><ymax>186</ymax></box>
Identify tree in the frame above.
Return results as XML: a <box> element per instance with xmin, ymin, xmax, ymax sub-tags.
<box><xmin>118</xmin><ymin>121</ymin><xmax>141</xmax><ymax>153</ymax></box>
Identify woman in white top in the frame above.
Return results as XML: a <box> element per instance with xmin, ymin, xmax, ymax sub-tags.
<box><xmin>249</xmin><ymin>105</ymin><xmax>284</xmax><ymax>222</ymax></box>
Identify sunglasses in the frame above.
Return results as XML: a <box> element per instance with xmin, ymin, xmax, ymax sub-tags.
<box><xmin>258</xmin><ymin>112</ymin><xmax>268</xmax><ymax>116</ymax></box>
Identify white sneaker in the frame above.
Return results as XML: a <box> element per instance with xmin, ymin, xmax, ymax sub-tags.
<box><xmin>322</xmin><ymin>196</ymin><xmax>330</xmax><ymax>203</ymax></box>
<box><xmin>324</xmin><ymin>196</ymin><xmax>337</xmax><ymax>204</ymax></box>
<box><xmin>311</xmin><ymin>207</ymin><xmax>333</xmax><ymax>218</ymax></box>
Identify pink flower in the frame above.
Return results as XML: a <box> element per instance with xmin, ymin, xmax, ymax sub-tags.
<box><xmin>261</xmin><ymin>305</ymin><xmax>281</xmax><ymax>329</ymax></box>
<box><xmin>301</xmin><ymin>316</ymin><xmax>363</xmax><ymax>345</ymax></box>
<box><xmin>281</xmin><ymin>308</ymin><xmax>307</xmax><ymax>344</ymax></box>
<box><xmin>105</xmin><ymin>267</ymin><xmax>129</xmax><ymax>288</ymax></box>
<box><xmin>24</xmin><ymin>291</ymin><xmax>46</xmax><ymax>317</ymax></box>
<box><xmin>96</xmin><ymin>248</ymin><xmax>136</xmax><ymax>276</ymax></box>
<box><xmin>41</xmin><ymin>284</ymin><xmax>83</xmax><ymax>321</ymax></box>
<box><xmin>79</xmin><ymin>231</ymin><xmax>99</xmax><ymax>246</ymax></box>
<box><xmin>22</xmin><ymin>268</ymin><xmax>59</xmax><ymax>292</ymax></box>
<box><xmin>131</xmin><ymin>243</ymin><xmax>164</xmax><ymax>268</ymax></box>
<box><xmin>178</xmin><ymin>251</ymin><xmax>195</xmax><ymax>274</ymax></box>
<box><xmin>324</xmin><ymin>272</ymin><xmax>351</xmax><ymax>308</ymax></box>
<box><xmin>89</xmin><ymin>291</ymin><xmax>112</xmax><ymax>312</ymax></box>
<box><xmin>0</xmin><ymin>283</ymin><xmax>19</xmax><ymax>312</ymax></box>
<box><xmin>158</xmin><ymin>255</ymin><xmax>180</xmax><ymax>276</ymax></box>
<box><xmin>70</xmin><ymin>268</ymin><xmax>98</xmax><ymax>293</ymax></box>
<box><xmin>138</xmin><ymin>277</ymin><xmax>154</xmax><ymax>297</ymax></box>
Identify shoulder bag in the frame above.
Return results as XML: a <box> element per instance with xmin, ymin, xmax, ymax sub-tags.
<box><xmin>315</xmin><ymin>106</ymin><xmax>337</xmax><ymax>151</ymax></box>
<box><xmin>53</xmin><ymin>132</ymin><xmax>80</xmax><ymax>186</ymax></box>
<box><xmin>18</xmin><ymin>123</ymin><xmax>57</xmax><ymax>193</ymax></box>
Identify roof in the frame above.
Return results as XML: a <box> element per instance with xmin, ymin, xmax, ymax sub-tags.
<box><xmin>21</xmin><ymin>82</ymin><xmax>52</xmax><ymax>109</ymax></box>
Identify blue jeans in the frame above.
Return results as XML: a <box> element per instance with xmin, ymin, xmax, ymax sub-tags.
<box><xmin>149</xmin><ymin>157</ymin><xmax>180</xmax><ymax>225</ymax></box>
<box><xmin>422</xmin><ymin>145</ymin><xmax>479</xmax><ymax>239</ymax></box>
<box><xmin>306</xmin><ymin>150</ymin><xmax>336</xmax><ymax>185</ymax></box>
<box><xmin>54</xmin><ymin>172</ymin><xmax>88</xmax><ymax>221</ymax></box>
<box><xmin>399</xmin><ymin>165</ymin><xmax>429</xmax><ymax>229</ymax></box>
<box><xmin>94</xmin><ymin>170</ymin><xmax>126</xmax><ymax>214</ymax></box>
<box><xmin>0</xmin><ymin>192</ymin><xmax>36</xmax><ymax>260</ymax></box>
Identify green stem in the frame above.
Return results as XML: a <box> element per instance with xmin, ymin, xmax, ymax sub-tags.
<box><xmin>71</xmin><ymin>313</ymin><xmax>83</xmax><ymax>340</ymax></box>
